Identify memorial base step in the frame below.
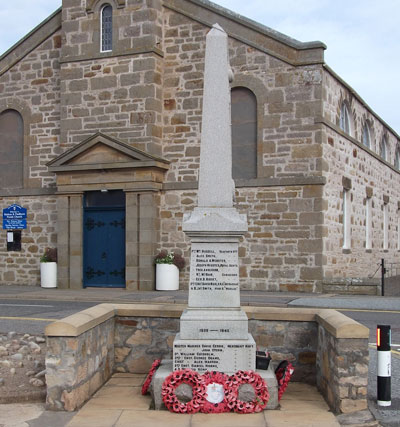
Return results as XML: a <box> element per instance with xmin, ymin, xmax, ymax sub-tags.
<box><xmin>151</xmin><ymin>359</ymin><xmax>278</xmax><ymax>411</ymax></box>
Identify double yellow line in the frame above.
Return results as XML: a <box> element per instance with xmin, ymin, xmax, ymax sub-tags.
<box><xmin>369</xmin><ymin>343</ymin><xmax>400</xmax><ymax>358</ymax></box>
<box><xmin>0</xmin><ymin>316</ymin><xmax>58</xmax><ymax>322</ymax></box>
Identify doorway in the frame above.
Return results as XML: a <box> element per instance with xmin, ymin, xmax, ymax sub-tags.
<box><xmin>83</xmin><ymin>190</ymin><xmax>126</xmax><ymax>288</ymax></box>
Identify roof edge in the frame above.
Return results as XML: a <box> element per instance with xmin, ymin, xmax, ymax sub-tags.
<box><xmin>323</xmin><ymin>64</ymin><xmax>400</xmax><ymax>140</ymax></box>
<box><xmin>0</xmin><ymin>7</ymin><xmax>62</xmax><ymax>75</ymax></box>
<box><xmin>186</xmin><ymin>0</ymin><xmax>327</xmax><ymax>51</ymax></box>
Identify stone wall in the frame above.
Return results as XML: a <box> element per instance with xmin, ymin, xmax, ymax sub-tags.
<box><xmin>45</xmin><ymin>304</ymin><xmax>369</xmax><ymax>413</ymax></box>
<box><xmin>0</xmin><ymin>196</ymin><xmax>57</xmax><ymax>285</ymax></box>
<box><xmin>114</xmin><ymin>316</ymin><xmax>316</xmax><ymax>383</ymax></box>
<box><xmin>60</xmin><ymin>0</ymin><xmax>164</xmax><ymax>155</ymax></box>
<box><xmin>316</xmin><ymin>325</ymin><xmax>369</xmax><ymax>413</ymax></box>
<box><xmin>321</xmin><ymin>69</ymin><xmax>400</xmax><ymax>287</ymax></box>
<box><xmin>160</xmin><ymin>183</ymin><xmax>325</xmax><ymax>292</ymax></box>
<box><xmin>162</xmin><ymin>7</ymin><xmax>324</xmax><ymax>183</ymax></box>
<box><xmin>0</xmin><ymin>16</ymin><xmax>61</xmax><ymax>286</ymax></box>
<box><xmin>46</xmin><ymin>317</ymin><xmax>114</xmax><ymax>411</ymax></box>
<box><xmin>0</xmin><ymin>31</ymin><xmax>61</xmax><ymax>189</ymax></box>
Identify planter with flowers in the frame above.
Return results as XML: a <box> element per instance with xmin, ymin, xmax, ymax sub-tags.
<box><xmin>40</xmin><ymin>247</ymin><xmax>57</xmax><ymax>288</ymax></box>
<box><xmin>155</xmin><ymin>250</ymin><xmax>185</xmax><ymax>291</ymax></box>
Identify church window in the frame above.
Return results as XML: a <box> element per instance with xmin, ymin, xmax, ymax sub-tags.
<box><xmin>339</xmin><ymin>102</ymin><xmax>352</xmax><ymax>136</ymax></box>
<box><xmin>383</xmin><ymin>201</ymin><xmax>389</xmax><ymax>250</ymax></box>
<box><xmin>380</xmin><ymin>136</ymin><xmax>388</xmax><ymax>161</ymax></box>
<box><xmin>101</xmin><ymin>4</ymin><xmax>113</xmax><ymax>52</ymax></box>
<box><xmin>394</xmin><ymin>147</ymin><xmax>400</xmax><ymax>170</ymax></box>
<box><xmin>366</xmin><ymin>195</ymin><xmax>372</xmax><ymax>250</ymax></box>
<box><xmin>231</xmin><ymin>87</ymin><xmax>257</xmax><ymax>180</ymax></box>
<box><xmin>362</xmin><ymin>123</ymin><xmax>371</xmax><ymax>149</ymax></box>
<box><xmin>0</xmin><ymin>109</ymin><xmax>23</xmax><ymax>189</ymax></box>
<box><xmin>343</xmin><ymin>188</ymin><xmax>351</xmax><ymax>249</ymax></box>
<box><xmin>398</xmin><ymin>210</ymin><xmax>400</xmax><ymax>251</ymax></box>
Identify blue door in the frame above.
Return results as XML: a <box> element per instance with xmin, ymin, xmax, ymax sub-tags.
<box><xmin>83</xmin><ymin>208</ymin><xmax>125</xmax><ymax>288</ymax></box>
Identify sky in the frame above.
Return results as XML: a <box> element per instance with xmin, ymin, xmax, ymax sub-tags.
<box><xmin>0</xmin><ymin>0</ymin><xmax>399</xmax><ymax>134</ymax></box>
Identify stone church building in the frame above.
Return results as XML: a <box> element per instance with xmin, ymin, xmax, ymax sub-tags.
<box><xmin>0</xmin><ymin>0</ymin><xmax>399</xmax><ymax>293</ymax></box>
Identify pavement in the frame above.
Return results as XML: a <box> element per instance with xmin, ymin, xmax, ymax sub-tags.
<box><xmin>1</xmin><ymin>285</ymin><xmax>400</xmax><ymax>311</ymax></box>
<box><xmin>1</xmin><ymin>285</ymin><xmax>398</xmax><ymax>426</ymax></box>
<box><xmin>0</xmin><ymin>376</ymin><xmax>345</xmax><ymax>427</ymax></box>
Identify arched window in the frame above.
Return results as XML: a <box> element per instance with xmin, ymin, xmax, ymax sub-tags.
<box><xmin>231</xmin><ymin>87</ymin><xmax>257</xmax><ymax>180</ymax></box>
<box><xmin>101</xmin><ymin>4</ymin><xmax>113</xmax><ymax>52</ymax></box>
<box><xmin>339</xmin><ymin>102</ymin><xmax>352</xmax><ymax>136</ymax></box>
<box><xmin>362</xmin><ymin>122</ymin><xmax>371</xmax><ymax>149</ymax></box>
<box><xmin>380</xmin><ymin>136</ymin><xmax>388</xmax><ymax>161</ymax></box>
<box><xmin>0</xmin><ymin>109</ymin><xmax>23</xmax><ymax>189</ymax></box>
<box><xmin>395</xmin><ymin>147</ymin><xmax>400</xmax><ymax>170</ymax></box>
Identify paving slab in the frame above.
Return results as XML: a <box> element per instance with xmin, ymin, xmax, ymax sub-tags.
<box><xmin>67</xmin><ymin>408</ymin><xmax>123</xmax><ymax>427</ymax></box>
<box><xmin>83</xmin><ymin>386</ymin><xmax>151</xmax><ymax>411</ymax></box>
<box><xmin>63</xmin><ymin>374</ymin><xmax>341</xmax><ymax>427</ymax></box>
<box><xmin>0</xmin><ymin>403</ymin><xmax>44</xmax><ymax>426</ymax></box>
<box><xmin>115</xmin><ymin>410</ymin><xmax>191</xmax><ymax>427</ymax></box>
<box><xmin>191</xmin><ymin>412</ymin><xmax>266</xmax><ymax>427</ymax></box>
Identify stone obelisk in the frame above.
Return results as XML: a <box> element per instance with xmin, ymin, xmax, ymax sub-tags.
<box><xmin>173</xmin><ymin>23</ymin><xmax>256</xmax><ymax>374</ymax></box>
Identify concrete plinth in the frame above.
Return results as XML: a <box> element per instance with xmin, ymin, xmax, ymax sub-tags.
<box><xmin>151</xmin><ymin>359</ymin><xmax>278</xmax><ymax>411</ymax></box>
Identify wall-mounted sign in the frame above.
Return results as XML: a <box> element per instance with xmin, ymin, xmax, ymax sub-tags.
<box><xmin>3</xmin><ymin>204</ymin><xmax>27</xmax><ymax>230</ymax></box>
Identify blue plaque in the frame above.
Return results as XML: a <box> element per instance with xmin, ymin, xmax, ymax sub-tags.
<box><xmin>3</xmin><ymin>204</ymin><xmax>27</xmax><ymax>230</ymax></box>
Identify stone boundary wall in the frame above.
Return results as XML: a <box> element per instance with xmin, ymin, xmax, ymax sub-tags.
<box><xmin>46</xmin><ymin>307</ymin><xmax>115</xmax><ymax>411</ymax></box>
<box><xmin>45</xmin><ymin>303</ymin><xmax>369</xmax><ymax>413</ymax></box>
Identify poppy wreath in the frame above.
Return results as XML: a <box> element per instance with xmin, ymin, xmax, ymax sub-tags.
<box><xmin>141</xmin><ymin>359</ymin><xmax>161</xmax><ymax>395</ymax></box>
<box><xmin>201</xmin><ymin>371</ymin><xmax>230</xmax><ymax>413</ymax></box>
<box><xmin>225</xmin><ymin>370</ymin><xmax>270</xmax><ymax>413</ymax></box>
<box><xmin>162</xmin><ymin>369</ymin><xmax>206</xmax><ymax>414</ymax></box>
<box><xmin>275</xmin><ymin>360</ymin><xmax>294</xmax><ymax>401</ymax></box>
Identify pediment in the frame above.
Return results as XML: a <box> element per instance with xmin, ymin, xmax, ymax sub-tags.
<box><xmin>47</xmin><ymin>132</ymin><xmax>169</xmax><ymax>173</ymax></box>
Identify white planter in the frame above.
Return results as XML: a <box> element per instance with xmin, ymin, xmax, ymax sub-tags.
<box><xmin>156</xmin><ymin>264</ymin><xmax>179</xmax><ymax>291</ymax></box>
<box><xmin>40</xmin><ymin>262</ymin><xmax>57</xmax><ymax>288</ymax></box>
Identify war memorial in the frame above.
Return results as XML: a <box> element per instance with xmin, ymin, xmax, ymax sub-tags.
<box><xmin>44</xmin><ymin>21</ymin><xmax>370</xmax><ymax>418</ymax></box>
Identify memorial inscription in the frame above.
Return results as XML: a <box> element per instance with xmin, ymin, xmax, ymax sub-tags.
<box><xmin>173</xmin><ymin>336</ymin><xmax>256</xmax><ymax>373</ymax></box>
<box><xmin>189</xmin><ymin>242</ymin><xmax>240</xmax><ymax>308</ymax></box>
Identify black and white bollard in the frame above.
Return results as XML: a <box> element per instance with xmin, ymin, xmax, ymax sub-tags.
<box><xmin>377</xmin><ymin>324</ymin><xmax>391</xmax><ymax>406</ymax></box>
